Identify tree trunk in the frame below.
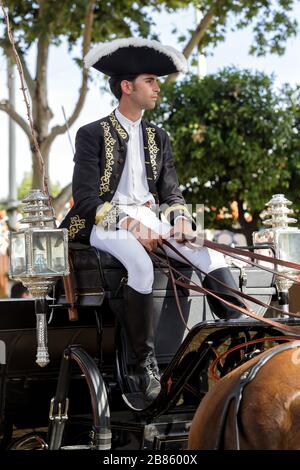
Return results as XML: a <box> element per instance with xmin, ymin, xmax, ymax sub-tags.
<box><xmin>165</xmin><ymin>3</ymin><xmax>218</xmax><ymax>84</ymax></box>
<box><xmin>30</xmin><ymin>1</ymin><xmax>52</xmax><ymax>191</ymax></box>
<box><xmin>237</xmin><ymin>200</ymin><xmax>259</xmax><ymax>246</ymax></box>
<box><xmin>0</xmin><ymin>1</ymin><xmax>96</xmax><ymax>196</ymax></box>
<box><xmin>32</xmin><ymin>147</ymin><xmax>49</xmax><ymax>189</ymax></box>
<box><xmin>52</xmin><ymin>183</ymin><xmax>72</xmax><ymax>216</ymax></box>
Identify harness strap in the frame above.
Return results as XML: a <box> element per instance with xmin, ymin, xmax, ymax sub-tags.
<box><xmin>160</xmin><ymin>245</ymin><xmax>189</xmax><ymax>331</ymax></box>
<box><xmin>204</xmin><ymin>240</ymin><xmax>300</xmax><ymax>282</ymax></box>
<box><xmin>214</xmin><ymin>340</ymin><xmax>300</xmax><ymax>449</ymax></box>
<box><xmin>151</xmin><ymin>249</ymin><xmax>300</xmax><ymax>320</ymax></box>
<box><xmin>204</xmin><ymin>244</ymin><xmax>298</xmax><ymax>284</ymax></box>
<box><xmin>209</xmin><ymin>335</ymin><xmax>299</xmax><ymax>381</ymax></box>
<box><xmin>157</xmin><ymin>241</ymin><xmax>300</xmax><ymax>335</ymax></box>
<box><xmin>161</xmin><ymin>240</ymin><xmax>274</xmax><ymax>303</ymax></box>
<box><xmin>63</xmin><ymin>254</ymin><xmax>78</xmax><ymax>321</ymax></box>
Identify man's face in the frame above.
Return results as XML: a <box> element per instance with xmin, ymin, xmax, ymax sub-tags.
<box><xmin>124</xmin><ymin>74</ymin><xmax>160</xmax><ymax>110</ymax></box>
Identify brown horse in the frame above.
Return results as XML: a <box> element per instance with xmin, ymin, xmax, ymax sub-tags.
<box><xmin>188</xmin><ymin>340</ymin><xmax>300</xmax><ymax>450</ymax></box>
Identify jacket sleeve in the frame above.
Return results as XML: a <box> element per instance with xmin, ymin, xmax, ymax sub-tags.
<box><xmin>73</xmin><ymin>126</ymin><xmax>127</xmax><ymax>233</ymax></box>
<box><xmin>59</xmin><ymin>125</ymin><xmax>104</xmax><ymax>243</ymax></box>
<box><xmin>157</xmin><ymin>132</ymin><xmax>194</xmax><ymax>226</ymax></box>
<box><xmin>72</xmin><ymin>126</ymin><xmax>103</xmax><ymax>208</ymax></box>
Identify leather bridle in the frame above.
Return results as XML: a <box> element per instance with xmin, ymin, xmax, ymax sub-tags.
<box><xmin>212</xmin><ymin>340</ymin><xmax>300</xmax><ymax>449</ymax></box>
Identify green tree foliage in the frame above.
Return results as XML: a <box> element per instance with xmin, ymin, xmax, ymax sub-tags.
<box><xmin>147</xmin><ymin>68</ymin><xmax>294</xmax><ymax>241</ymax></box>
<box><xmin>0</xmin><ymin>0</ymin><xmax>298</xmax><ymax>206</ymax></box>
<box><xmin>193</xmin><ymin>0</ymin><xmax>298</xmax><ymax>56</ymax></box>
<box><xmin>1</xmin><ymin>1</ymin><xmax>298</xmax><ymax>55</ymax></box>
<box><xmin>281</xmin><ymin>84</ymin><xmax>300</xmax><ymax>212</ymax></box>
<box><xmin>1</xmin><ymin>0</ymin><xmax>187</xmax><ymax>51</ymax></box>
<box><xmin>0</xmin><ymin>0</ymin><xmax>189</xmax><ymax>195</ymax></box>
<box><xmin>17</xmin><ymin>172</ymin><xmax>32</xmax><ymax>201</ymax></box>
<box><xmin>168</xmin><ymin>0</ymin><xmax>299</xmax><ymax>84</ymax></box>
<box><xmin>17</xmin><ymin>172</ymin><xmax>61</xmax><ymax>200</ymax></box>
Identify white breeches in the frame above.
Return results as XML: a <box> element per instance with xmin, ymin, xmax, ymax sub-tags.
<box><xmin>90</xmin><ymin>205</ymin><xmax>228</xmax><ymax>294</ymax></box>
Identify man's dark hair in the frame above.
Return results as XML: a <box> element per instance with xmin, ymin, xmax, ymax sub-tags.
<box><xmin>109</xmin><ymin>74</ymin><xmax>139</xmax><ymax>101</ymax></box>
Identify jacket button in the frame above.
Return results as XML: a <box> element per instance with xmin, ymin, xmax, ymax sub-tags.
<box><xmin>119</xmin><ymin>146</ymin><xmax>124</xmax><ymax>151</ymax></box>
<box><xmin>110</xmin><ymin>190</ymin><xmax>114</xmax><ymax>194</ymax></box>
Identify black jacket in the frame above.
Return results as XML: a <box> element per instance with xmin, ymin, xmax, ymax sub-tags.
<box><xmin>60</xmin><ymin>110</ymin><xmax>190</xmax><ymax>244</ymax></box>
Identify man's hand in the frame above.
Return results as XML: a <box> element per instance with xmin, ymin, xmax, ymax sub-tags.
<box><xmin>164</xmin><ymin>217</ymin><xmax>197</xmax><ymax>244</ymax></box>
<box><xmin>121</xmin><ymin>217</ymin><xmax>162</xmax><ymax>252</ymax></box>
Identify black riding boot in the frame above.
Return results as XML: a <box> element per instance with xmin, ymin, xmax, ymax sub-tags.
<box><xmin>122</xmin><ymin>285</ymin><xmax>161</xmax><ymax>401</ymax></box>
<box><xmin>203</xmin><ymin>267</ymin><xmax>245</xmax><ymax>319</ymax></box>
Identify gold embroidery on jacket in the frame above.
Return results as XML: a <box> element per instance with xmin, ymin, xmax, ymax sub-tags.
<box><xmin>100</xmin><ymin>121</ymin><xmax>116</xmax><ymax>196</ymax></box>
<box><xmin>109</xmin><ymin>113</ymin><xmax>128</xmax><ymax>140</ymax></box>
<box><xmin>68</xmin><ymin>215</ymin><xmax>86</xmax><ymax>239</ymax></box>
<box><xmin>146</xmin><ymin>127</ymin><xmax>159</xmax><ymax>180</ymax></box>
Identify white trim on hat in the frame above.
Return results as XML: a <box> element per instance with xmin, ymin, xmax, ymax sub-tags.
<box><xmin>84</xmin><ymin>37</ymin><xmax>188</xmax><ymax>73</ymax></box>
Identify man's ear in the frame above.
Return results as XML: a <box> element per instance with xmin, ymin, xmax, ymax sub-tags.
<box><xmin>120</xmin><ymin>80</ymin><xmax>133</xmax><ymax>96</ymax></box>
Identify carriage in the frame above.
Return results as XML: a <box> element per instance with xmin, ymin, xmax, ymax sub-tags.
<box><xmin>2</xmin><ymin>219</ymin><xmax>300</xmax><ymax>451</ymax></box>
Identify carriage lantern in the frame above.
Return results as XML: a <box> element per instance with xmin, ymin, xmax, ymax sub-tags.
<box><xmin>9</xmin><ymin>189</ymin><xmax>69</xmax><ymax>366</ymax></box>
<box><xmin>253</xmin><ymin>194</ymin><xmax>300</xmax><ymax>314</ymax></box>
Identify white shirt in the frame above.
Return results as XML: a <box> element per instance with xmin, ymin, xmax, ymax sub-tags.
<box><xmin>112</xmin><ymin>108</ymin><xmax>155</xmax><ymax>207</ymax></box>
<box><xmin>97</xmin><ymin>109</ymin><xmax>187</xmax><ymax>229</ymax></box>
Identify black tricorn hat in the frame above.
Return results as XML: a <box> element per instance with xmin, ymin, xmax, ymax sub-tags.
<box><xmin>84</xmin><ymin>37</ymin><xmax>188</xmax><ymax>77</ymax></box>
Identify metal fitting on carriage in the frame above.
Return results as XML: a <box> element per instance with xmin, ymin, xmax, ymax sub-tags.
<box><xmin>89</xmin><ymin>427</ymin><xmax>112</xmax><ymax>450</ymax></box>
<box><xmin>239</xmin><ymin>268</ymin><xmax>248</xmax><ymax>288</ymax></box>
<box><xmin>9</xmin><ymin>189</ymin><xmax>69</xmax><ymax>366</ymax></box>
<box><xmin>253</xmin><ymin>194</ymin><xmax>300</xmax><ymax>316</ymax></box>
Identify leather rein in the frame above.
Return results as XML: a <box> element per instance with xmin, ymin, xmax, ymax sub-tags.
<box><xmin>150</xmin><ymin>241</ymin><xmax>300</xmax><ymax>449</ymax></box>
<box><xmin>148</xmin><ymin>239</ymin><xmax>300</xmax><ymax>336</ymax></box>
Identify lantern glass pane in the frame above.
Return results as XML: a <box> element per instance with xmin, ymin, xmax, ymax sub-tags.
<box><xmin>277</xmin><ymin>232</ymin><xmax>300</xmax><ymax>273</ymax></box>
<box><xmin>32</xmin><ymin>230</ymin><xmax>66</xmax><ymax>275</ymax></box>
<box><xmin>10</xmin><ymin>232</ymin><xmax>26</xmax><ymax>276</ymax></box>
<box><xmin>32</xmin><ymin>232</ymin><xmax>50</xmax><ymax>274</ymax></box>
<box><xmin>50</xmin><ymin>232</ymin><xmax>67</xmax><ymax>272</ymax></box>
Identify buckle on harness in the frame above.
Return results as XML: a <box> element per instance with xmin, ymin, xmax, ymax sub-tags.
<box><xmin>49</xmin><ymin>397</ymin><xmax>69</xmax><ymax>421</ymax></box>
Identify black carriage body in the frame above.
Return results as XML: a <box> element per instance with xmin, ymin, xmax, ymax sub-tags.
<box><xmin>0</xmin><ymin>245</ymin><xmax>293</xmax><ymax>450</ymax></box>
<box><xmin>59</xmin><ymin>244</ymin><xmax>276</xmax><ymax>365</ymax></box>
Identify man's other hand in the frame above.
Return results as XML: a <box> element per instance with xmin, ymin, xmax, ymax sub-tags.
<box><xmin>164</xmin><ymin>217</ymin><xmax>197</xmax><ymax>244</ymax></box>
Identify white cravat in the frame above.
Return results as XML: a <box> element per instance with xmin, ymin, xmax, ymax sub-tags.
<box><xmin>112</xmin><ymin>108</ymin><xmax>155</xmax><ymax>207</ymax></box>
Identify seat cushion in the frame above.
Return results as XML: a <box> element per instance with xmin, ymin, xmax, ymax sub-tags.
<box><xmin>69</xmin><ymin>242</ymin><xmax>123</xmax><ymax>269</ymax></box>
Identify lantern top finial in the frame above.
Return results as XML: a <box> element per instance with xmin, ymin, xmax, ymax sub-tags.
<box><xmin>262</xmin><ymin>194</ymin><xmax>297</xmax><ymax>229</ymax></box>
<box><xmin>20</xmin><ymin>189</ymin><xmax>56</xmax><ymax>227</ymax></box>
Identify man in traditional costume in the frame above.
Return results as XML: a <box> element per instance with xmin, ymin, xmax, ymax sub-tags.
<box><xmin>61</xmin><ymin>38</ymin><xmax>245</xmax><ymax>401</ymax></box>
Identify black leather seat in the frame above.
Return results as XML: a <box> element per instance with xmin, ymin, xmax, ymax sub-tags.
<box><xmin>69</xmin><ymin>242</ymin><xmax>187</xmax><ymax>269</ymax></box>
<box><xmin>67</xmin><ymin>242</ymin><xmax>191</xmax><ymax>300</ymax></box>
